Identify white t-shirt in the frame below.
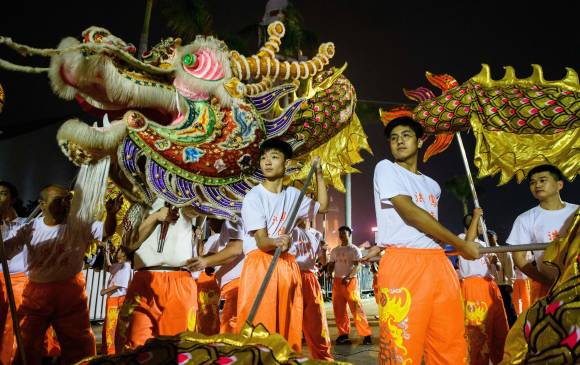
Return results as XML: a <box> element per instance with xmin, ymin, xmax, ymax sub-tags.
<box><xmin>107</xmin><ymin>261</ymin><xmax>132</xmax><ymax>297</ymax></box>
<box><xmin>134</xmin><ymin>199</ymin><xmax>195</xmax><ymax>269</ymax></box>
<box><xmin>373</xmin><ymin>159</ymin><xmax>441</xmax><ymax>249</ymax></box>
<box><xmin>0</xmin><ymin>217</ymin><xmax>27</xmax><ymax>274</ymax></box>
<box><xmin>290</xmin><ymin>227</ymin><xmax>322</xmax><ymax>272</ymax></box>
<box><xmin>5</xmin><ymin>217</ymin><xmax>103</xmax><ymax>283</ymax></box>
<box><xmin>457</xmin><ymin>233</ymin><xmax>491</xmax><ymax>279</ymax></box>
<box><xmin>241</xmin><ymin>184</ymin><xmax>319</xmax><ymax>254</ymax></box>
<box><xmin>329</xmin><ymin>244</ymin><xmax>362</xmax><ymax>278</ymax></box>
<box><xmin>506</xmin><ymin>202</ymin><xmax>578</xmax><ymax>272</ymax></box>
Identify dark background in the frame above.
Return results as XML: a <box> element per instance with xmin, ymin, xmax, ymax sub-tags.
<box><xmin>0</xmin><ymin>1</ymin><xmax>578</xmax><ymax>246</ymax></box>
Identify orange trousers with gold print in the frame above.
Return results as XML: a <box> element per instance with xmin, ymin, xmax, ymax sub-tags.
<box><xmin>115</xmin><ymin>270</ymin><xmax>197</xmax><ymax>352</ymax></box>
<box><xmin>102</xmin><ymin>295</ymin><xmax>125</xmax><ymax>354</ymax></box>
<box><xmin>461</xmin><ymin>276</ymin><xmax>509</xmax><ymax>365</ymax></box>
<box><xmin>377</xmin><ymin>247</ymin><xmax>467</xmax><ymax>365</ymax></box>
<box><xmin>196</xmin><ymin>271</ymin><xmax>220</xmax><ymax>336</ymax></box>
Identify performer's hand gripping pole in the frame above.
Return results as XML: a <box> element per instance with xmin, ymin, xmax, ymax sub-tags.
<box><xmin>0</xmin><ymin>205</ymin><xmax>38</xmax><ymax>365</ymax></box>
<box><xmin>455</xmin><ymin>132</ymin><xmax>491</xmax><ymax>247</ymax></box>
<box><xmin>246</xmin><ymin>159</ymin><xmax>320</xmax><ymax>327</ymax></box>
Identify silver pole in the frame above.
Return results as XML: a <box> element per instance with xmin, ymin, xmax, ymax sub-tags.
<box><xmin>345</xmin><ymin>173</ymin><xmax>352</xmax><ymax>228</ymax></box>
<box><xmin>455</xmin><ymin>133</ymin><xmax>491</xmax><ymax>247</ymax></box>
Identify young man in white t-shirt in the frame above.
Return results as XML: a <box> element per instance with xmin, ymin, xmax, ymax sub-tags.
<box><xmin>459</xmin><ymin>209</ymin><xmax>509</xmax><ymax>365</ymax></box>
<box><xmin>100</xmin><ymin>245</ymin><xmax>133</xmax><ymax>354</ymax></box>
<box><xmin>363</xmin><ymin>116</ymin><xmax>479</xmax><ymax>364</ymax></box>
<box><xmin>507</xmin><ymin>164</ymin><xmax>578</xmax><ymax>304</ymax></box>
<box><xmin>290</xmin><ymin>220</ymin><xmax>332</xmax><ymax>360</ymax></box>
<box><xmin>236</xmin><ymin>138</ymin><xmax>328</xmax><ymax>353</ymax></box>
<box><xmin>0</xmin><ymin>181</ymin><xmax>27</xmax><ymax>364</ymax></box>
<box><xmin>115</xmin><ymin>198</ymin><xmax>198</xmax><ymax>351</ymax></box>
<box><xmin>4</xmin><ymin>184</ymin><xmax>121</xmax><ymax>364</ymax></box>
<box><xmin>186</xmin><ymin>219</ymin><xmax>244</xmax><ymax>334</ymax></box>
<box><xmin>328</xmin><ymin>226</ymin><xmax>372</xmax><ymax>346</ymax></box>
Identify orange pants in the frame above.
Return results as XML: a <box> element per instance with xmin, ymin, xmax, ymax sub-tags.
<box><xmin>302</xmin><ymin>271</ymin><xmax>332</xmax><ymax>360</ymax></box>
<box><xmin>530</xmin><ymin>279</ymin><xmax>549</xmax><ymax>304</ymax></box>
<box><xmin>512</xmin><ymin>279</ymin><xmax>531</xmax><ymax>315</ymax></box>
<box><xmin>220</xmin><ymin>279</ymin><xmax>239</xmax><ymax>334</ymax></box>
<box><xmin>196</xmin><ymin>272</ymin><xmax>220</xmax><ymax>336</ymax></box>
<box><xmin>115</xmin><ymin>270</ymin><xmax>197</xmax><ymax>352</ymax></box>
<box><xmin>373</xmin><ymin>272</ymin><xmax>379</xmax><ymax>305</ymax></box>
<box><xmin>377</xmin><ymin>247</ymin><xmax>467</xmax><ymax>365</ymax></box>
<box><xmin>102</xmin><ymin>295</ymin><xmax>125</xmax><ymax>354</ymax></box>
<box><xmin>236</xmin><ymin>250</ymin><xmax>303</xmax><ymax>353</ymax></box>
<box><xmin>461</xmin><ymin>276</ymin><xmax>509</xmax><ymax>365</ymax></box>
<box><xmin>0</xmin><ymin>272</ymin><xmax>27</xmax><ymax>364</ymax></box>
<box><xmin>332</xmin><ymin>277</ymin><xmax>372</xmax><ymax>338</ymax></box>
<box><xmin>43</xmin><ymin>326</ymin><xmax>61</xmax><ymax>357</ymax></box>
<box><xmin>17</xmin><ymin>272</ymin><xmax>95</xmax><ymax>365</ymax></box>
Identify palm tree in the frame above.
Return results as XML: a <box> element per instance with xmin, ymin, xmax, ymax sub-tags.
<box><xmin>443</xmin><ymin>175</ymin><xmax>473</xmax><ymax>215</ymax></box>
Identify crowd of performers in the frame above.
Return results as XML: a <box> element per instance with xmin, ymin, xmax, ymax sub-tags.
<box><xmin>0</xmin><ymin>116</ymin><xmax>577</xmax><ymax>364</ymax></box>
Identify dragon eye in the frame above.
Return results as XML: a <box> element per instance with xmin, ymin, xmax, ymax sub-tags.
<box><xmin>183</xmin><ymin>53</ymin><xmax>196</xmax><ymax>66</ymax></box>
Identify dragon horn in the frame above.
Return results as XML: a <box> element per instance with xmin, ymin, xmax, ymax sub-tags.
<box><xmin>425</xmin><ymin>71</ymin><xmax>459</xmax><ymax>91</ymax></box>
<box><xmin>230</xmin><ymin>20</ymin><xmax>335</xmax><ymax>82</ymax></box>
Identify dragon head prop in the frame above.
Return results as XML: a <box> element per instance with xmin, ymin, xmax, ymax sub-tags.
<box><xmin>380</xmin><ymin>64</ymin><xmax>579</xmax><ymax>185</ymax></box>
<box><xmin>0</xmin><ymin>21</ymin><xmax>371</xmax><ymax>220</ymax></box>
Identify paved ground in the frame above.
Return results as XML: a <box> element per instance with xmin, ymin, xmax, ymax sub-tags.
<box><xmin>92</xmin><ymin>298</ymin><xmax>381</xmax><ymax>364</ymax></box>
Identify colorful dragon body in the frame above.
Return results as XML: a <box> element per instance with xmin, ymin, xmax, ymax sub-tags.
<box><xmin>380</xmin><ymin>64</ymin><xmax>579</xmax><ymax>184</ymax></box>
<box><xmin>0</xmin><ymin>21</ymin><xmax>370</xmax><ymax>220</ymax></box>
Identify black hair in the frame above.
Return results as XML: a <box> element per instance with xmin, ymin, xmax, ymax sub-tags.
<box><xmin>259</xmin><ymin>138</ymin><xmax>293</xmax><ymax>159</ymax></box>
<box><xmin>0</xmin><ymin>181</ymin><xmax>26</xmax><ymax>216</ymax></box>
<box><xmin>384</xmin><ymin>117</ymin><xmax>424</xmax><ymax>139</ymax></box>
<box><xmin>528</xmin><ymin>164</ymin><xmax>565</xmax><ymax>182</ymax></box>
<box><xmin>338</xmin><ymin>226</ymin><xmax>352</xmax><ymax>235</ymax></box>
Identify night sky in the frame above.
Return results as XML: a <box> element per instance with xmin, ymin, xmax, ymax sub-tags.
<box><xmin>0</xmin><ymin>1</ymin><xmax>578</xmax><ymax>246</ymax></box>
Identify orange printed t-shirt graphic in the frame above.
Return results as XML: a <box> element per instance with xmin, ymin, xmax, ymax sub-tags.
<box><xmin>220</xmin><ymin>278</ymin><xmax>239</xmax><ymax>334</ymax></box>
<box><xmin>102</xmin><ymin>295</ymin><xmax>125</xmax><ymax>355</ymax></box>
<box><xmin>301</xmin><ymin>271</ymin><xmax>333</xmax><ymax>361</ymax></box>
<box><xmin>115</xmin><ymin>270</ymin><xmax>197</xmax><ymax>352</ymax></box>
<box><xmin>17</xmin><ymin>272</ymin><xmax>95</xmax><ymax>365</ymax></box>
<box><xmin>236</xmin><ymin>250</ymin><xmax>303</xmax><ymax>353</ymax></box>
<box><xmin>377</xmin><ymin>247</ymin><xmax>467</xmax><ymax>365</ymax></box>
<box><xmin>332</xmin><ymin>276</ymin><xmax>372</xmax><ymax>337</ymax></box>
<box><xmin>196</xmin><ymin>271</ymin><xmax>220</xmax><ymax>336</ymax></box>
<box><xmin>461</xmin><ymin>276</ymin><xmax>509</xmax><ymax>365</ymax></box>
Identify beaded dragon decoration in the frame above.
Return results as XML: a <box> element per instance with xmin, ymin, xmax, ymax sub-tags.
<box><xmin>0</xmin><ymin>21</ymin><xmax>370</xmax><ymax>221</ymax></box>
<box><xmin>380</xmin><ymin>65</ymin><xmax>579</xmax><ymax>185</ymax></box>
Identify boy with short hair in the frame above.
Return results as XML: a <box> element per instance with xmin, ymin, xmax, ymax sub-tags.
<box><xmin>235</xmin><ymin>139</ymin><xmax>328</xmax><ymax>353</ymax></box>
<box><xmin>507</xmin><ymin>164</ymin><xmax>578</xmax><ymax>303</ymax></box>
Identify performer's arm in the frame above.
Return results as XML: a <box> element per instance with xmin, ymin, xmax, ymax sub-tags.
<box><xmin>126</xmin><ymin>207</ymin><xmax>178</xmax><ymax>251</ymax></box>
<box><xmin>254</xmin><ymin>228</ymin><xmax>290</xmax><ymax>252</ymax></box>
<box><xmin>100</xmin><ymin>285</ymin><xmax>121</xmax><ymax>296</ymax></box>
<box><xmin>2</xmin><ymin>223</ymin><xmax>32</xmax><ymax>260</ymax></box>
<box><xmin>103</xmin><ymin>195</ymin><xmax>123</xmax><ymax>240</ymax></box>
<box><xmin>185</xmin><ymin>239</ymin><xmax>243</xmax><ymax>271</ymax></box>
<box><xmin>315</xmin><ymin>161</ymin><xmax>329</xmax><ymax>214</ymax></box>
<box><xmin>390</xmin><ymin>195</ymin><xmax>480</xmax><ymax>259</ymax></box>
<box><xmin>465</xmin><ymin>208</ymin><xmax>482</xmax><ymax>243</ymax></box>
<box><xmin>512</xmin><ymin>252</ymin><xmax>554</xmax><ymax>286</ymax></box>
<box><xmin>343</xmin><ymin>262</ymin><xmax>359</xmax><ymax>284</ymax></box>
<box><xmin>318</xmin><ymin>242</ymin><xmax>327</xmax><ymax>266</ymax></box>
